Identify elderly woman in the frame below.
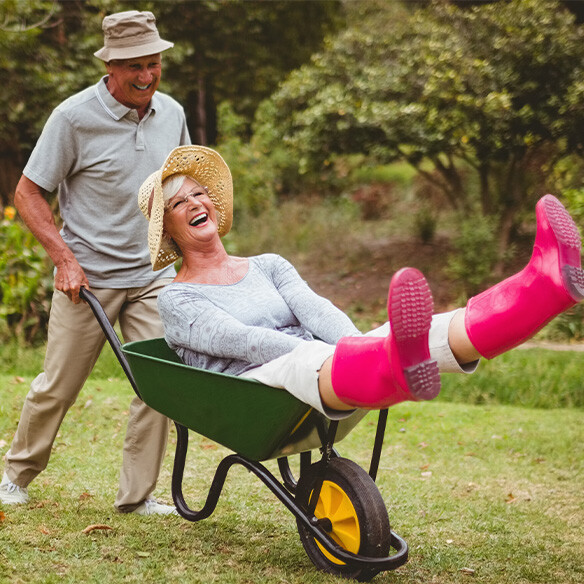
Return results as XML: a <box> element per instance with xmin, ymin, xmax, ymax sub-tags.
<box><xmin>139</xmin><ymin>146</ymin><xmax>583</xmax><ymax>418</ymax></box>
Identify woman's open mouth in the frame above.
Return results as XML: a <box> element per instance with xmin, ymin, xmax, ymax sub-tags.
<box><xmin>189</xmin><ymin>212</ymin><xmax>208</xmax><ymax>227</ymax></box>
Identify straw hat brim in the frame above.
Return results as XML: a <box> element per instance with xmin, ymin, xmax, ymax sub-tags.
<box><xmin>138</xmin><ymin>146</ymin><xmax>233</xmax><ymax>271</ymax></box>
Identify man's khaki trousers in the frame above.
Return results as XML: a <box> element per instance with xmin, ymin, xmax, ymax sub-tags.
<box><xmin>4</xmin><ymin>280</ymin><xmax>172</xmax><ymax>512</ymax></box>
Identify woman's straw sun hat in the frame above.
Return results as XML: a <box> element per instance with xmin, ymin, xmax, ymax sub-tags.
<box><xmin>138</xmin><ymin>145</ymin><xmax>233</xmax><ymax>271</ymax></box>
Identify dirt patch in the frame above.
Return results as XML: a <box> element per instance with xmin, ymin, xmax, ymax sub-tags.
<box><xmin>294</xmin><ymin>227</ymin><xmax>537</xmax><ymax>323</ymax></box>
<box><xmin>296</xmin><ymin>234</ymin><xmax>460</xmax><ymax>315</ymax></box>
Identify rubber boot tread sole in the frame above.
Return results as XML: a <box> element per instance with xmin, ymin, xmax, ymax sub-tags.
<box><xmin>545</xmin><ymin>195</ymin><xmax>584</xmax><ymax>300</ymax></box>
<box><xmin>389</xmin><ymin>269</ymin><xmax>440</xmax><ymax>401</ymax></box>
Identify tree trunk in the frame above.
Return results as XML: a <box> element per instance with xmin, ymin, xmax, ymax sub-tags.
<box><xmin>479</xmin><ymin>162</ymin><xmax>492</xmax><ymax>216</ymax></box>
<box><xmin>430</xmin><ymin>155</ymin><xmax>467</xmax><ymax>211</ymax></box>
<box><xmin>493</xmin><ymin>209</ymin><xmax>515</xmax><ymax>277</ymax></box>
<box><xmin>0</xmin><ymin>148</ymin><xmax>24</xmax><ymax>207</ymax></box>
<box><xmin>193</xmin><ymin>71</ymin><xmax>207</xmax><ymax>146</ymax></box>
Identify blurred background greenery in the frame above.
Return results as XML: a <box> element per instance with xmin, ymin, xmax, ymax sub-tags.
<box><xmin>2</xmin><ymin>0</ymin><xmax>584</xmax><ymax>346</ymax></box>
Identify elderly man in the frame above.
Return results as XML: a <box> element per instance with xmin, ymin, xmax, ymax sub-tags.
<box><xmin>0</xmin><ymin>11</ymin><xmax>190</xmax><ymax>514</ymax></box>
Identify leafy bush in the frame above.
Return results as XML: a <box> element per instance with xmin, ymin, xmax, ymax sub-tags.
<box><xmin>445</xmin><ymin>213</ymin><xmax>500</xmax><ymax>301</ymax></box>
<box><xmin>535</xmin><ymin>187</ymin><xmax>584</xmax><ymax>342</ymax></box>
<box><xmin>349</xmin><ymin>183</ymin><xmax>393</xmax><ymax>220</ymax></box>
<box><xmin>216</xmin><ymin>102</ymin><xmax>276</xmax><ymax>220</ymax></box>
<box><xmin>543</xmin><ymin>302</ymin><xmax>584</xmax><ymax>342</ymax></box>
<box><xmin>562</xmin><ymin>187</ymin><xmax>584</xmax><ymax>227</ymax></box>
<box><xmin>0</xmin><ymin>207</ymin><xmax>53</xmax><ymax>345</ymax></box>
<box><xmin>413</xmin><ymin>203</ymin><xmax>438</xmax><ymax>244</ymax></box>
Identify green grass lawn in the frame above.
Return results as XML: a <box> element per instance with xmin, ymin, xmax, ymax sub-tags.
<box><xmin>0</xmin><ymin>346</ymin><xmax>583</xmax><ymax>583</ymax></box>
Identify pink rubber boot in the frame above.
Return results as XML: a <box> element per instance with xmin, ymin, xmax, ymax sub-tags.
<box><xmin>465</xmin><ymin>194</ymin><xmax>584</xmax><ymax>359</ymax></box>
<box><xmin>331</xmin><ymin>267</ymin><xmax>441</xmax><ymax>409</ymax></box>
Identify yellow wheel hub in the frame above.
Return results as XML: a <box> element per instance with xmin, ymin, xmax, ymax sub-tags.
<box><xmin>312</xmin><ymin>479</ymin><xmax>361</xmax><ymax>565</ymax></box>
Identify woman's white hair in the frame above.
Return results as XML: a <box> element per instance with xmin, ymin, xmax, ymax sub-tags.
<box><xmin>160</xmin><ymin>174</ymin><xmax>188</xmax><ymax>258</ymax></box>
<box><xmin>161</xmin><ymin>174</ymin><xmax>188</xmax><ymax>202</ymax></box>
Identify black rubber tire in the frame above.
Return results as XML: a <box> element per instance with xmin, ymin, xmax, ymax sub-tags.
<box><xmin>295</xmin><ymin>457</ymin><xmax>391</xmax><ymax>581</ymax></box>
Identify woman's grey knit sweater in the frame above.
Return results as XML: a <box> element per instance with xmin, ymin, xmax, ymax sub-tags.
<box><xmin>157</xmin><ymin>253</ymin><xmax>361</xmax><ymax>375</ymax></box>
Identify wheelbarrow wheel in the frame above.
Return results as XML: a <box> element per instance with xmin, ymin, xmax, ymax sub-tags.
<box><xmin>295</xmin><ymin>457</ymin><xmax>391</xmax><ymax>582</ymax></box>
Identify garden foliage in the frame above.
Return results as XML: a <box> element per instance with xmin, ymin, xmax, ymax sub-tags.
<box><xmin>0</xmin><ymin>207</ymin><xmax>53</xmax><ymax>345</ymax></box>
<box><xmin>253</xmin><ymin>0</ymin><xmax>584</xmax><ymax>264</ymax></box>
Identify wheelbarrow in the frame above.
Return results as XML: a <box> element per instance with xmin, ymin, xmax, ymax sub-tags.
<box><xmin>80</xmin><ymin>287</ymin><xmax>408</xmax><ymax>582</ymax></box>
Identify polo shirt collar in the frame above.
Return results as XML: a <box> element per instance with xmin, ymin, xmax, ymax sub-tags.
<box><xmin>95</xmin><ymin>76</ymin><xmax>156</xmax><ymax>121</ymax></box>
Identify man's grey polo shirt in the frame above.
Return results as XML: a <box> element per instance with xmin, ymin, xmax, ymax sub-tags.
<box><xmin>24</xmin><ymin>76</ymin><xmax>190</xmax><ymax>287</ymax></box>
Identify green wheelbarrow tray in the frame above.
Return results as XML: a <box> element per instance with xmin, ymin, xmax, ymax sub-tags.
<box><xmin>80</xmin><ymin>287</ymin><xmax>409</xmax><ymax>580</ymax></box>
<box><xmin>123</xmin><ymin>337</ymin><xmax>366</xmax><ymax>461</ymax></box>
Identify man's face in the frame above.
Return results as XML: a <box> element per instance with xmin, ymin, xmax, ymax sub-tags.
<box><xmin>106</xmin><ymin>54</ymin><xmax>162</xmax><ymax>111</ymax></box>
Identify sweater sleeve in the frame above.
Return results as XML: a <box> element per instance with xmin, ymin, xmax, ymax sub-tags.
<box><xmin>158</xmin><ymin>284</ymin><xmax>304</xmax><ymax>366</ymax></box>
<box><xmin>258</xmin><ymin>255</ymin><xmax>361</xmax><ymax>343</ymax></box>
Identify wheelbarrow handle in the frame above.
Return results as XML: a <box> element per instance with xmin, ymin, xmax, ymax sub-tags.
<box><xmin>79</xmin><ymin>287</ymin><xmax>142</xmax><ymax>399</ymax></box>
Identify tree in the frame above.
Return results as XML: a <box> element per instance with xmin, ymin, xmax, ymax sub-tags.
<box><xmin>0</xmin><ymin>0</ymin><xmax>107</xmax><ymax>206</ymax></box>
<box><xmin>150</xmin><ymin>0</ymin><xmax>344</xmax><ymax>145</ymax></box>
<box><xmin>254</xmin><ymin>0</ymin><xmax>584</xmax><ymax>266</ymax></box>
<box><xmin>0</xmin><ymin>0</ymin><xmax>344</xmax><ymax>205</ymax></box>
